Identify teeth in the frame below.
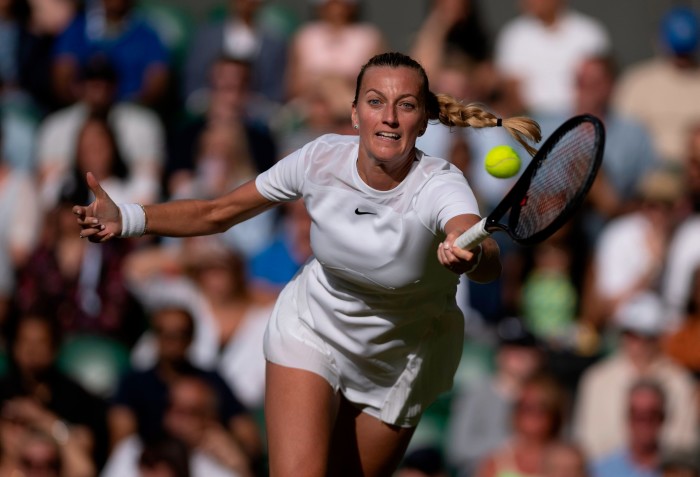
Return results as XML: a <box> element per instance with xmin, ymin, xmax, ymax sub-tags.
<box><xmin>377</xmin><ymin>132</ymin><xmax>400</xmax><ymax>139</ymax></box>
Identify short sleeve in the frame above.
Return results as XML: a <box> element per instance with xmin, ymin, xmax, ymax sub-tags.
<box><xmin>254</xmin><ymin>146</ymin><xmax>307</xmax><ymax>201</ymax></box>
<box><xmin>416</xmin><ymin>170</ymin><xmax>481</xmax><ymax>233</ymax></box>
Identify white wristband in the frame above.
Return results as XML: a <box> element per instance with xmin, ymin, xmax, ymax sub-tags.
<box><xmin>117</xmin><ymin>203</ymin><xmax>147</xmax><ymax>237</ymax></box>
<box><xmin>465</xmin><ymin>244</ymin><xmax>483</xmax><ymax>275</ymax></box>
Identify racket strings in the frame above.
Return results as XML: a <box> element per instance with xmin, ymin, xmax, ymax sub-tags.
<box><xmin>513</xmin><ymin>122</ymin><xmax>598</xmax><ymax>238</ymax></box>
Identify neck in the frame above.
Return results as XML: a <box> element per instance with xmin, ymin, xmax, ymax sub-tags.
<box><xmin>630</xmin><ymin>442</ymin><xmax>659</xmax><ymax>468</ymax></box>
<box><xmin>357</xmin><ymin>150</ymin><xmax>417</xmax><ymax>191</ymax></box>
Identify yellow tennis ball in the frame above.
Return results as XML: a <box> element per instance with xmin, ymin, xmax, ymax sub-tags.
<box><xmin>484</xmin><ymin>145</ymin><xmax>521</xmax><ymax>178</ymax></box>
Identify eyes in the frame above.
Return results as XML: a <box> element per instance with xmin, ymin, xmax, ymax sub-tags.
<box><xmin>366</xmin><ymin>98</ymin><xmax>418</xmax><ymax>111</ymax></box>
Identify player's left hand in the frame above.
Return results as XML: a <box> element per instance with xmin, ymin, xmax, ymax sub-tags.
<box><xmin>438</xmin><ymin>230</ymin><xmax>481</xmax><ymax>275</ymax></box>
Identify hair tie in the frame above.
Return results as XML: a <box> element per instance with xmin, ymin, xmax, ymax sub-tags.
<box><xmin>496</xmin><ymin>118</ymin><xmax>503</xmax><ymax>127</ymax></box>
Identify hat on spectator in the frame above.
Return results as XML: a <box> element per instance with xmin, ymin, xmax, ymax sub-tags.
<box><xmin>661</xmin><ymin>6</ymin><xmax>700</xmax><ymax>56</ymax></box>
<box><xmin>636</xmin><ymin>168</ymin><xmax>685</xmax><ymax>204</ymax></box>
<box><xmin>614</xmin><ymin>292</ymin><xmax>669</xmax><ymax>337</ymax></box>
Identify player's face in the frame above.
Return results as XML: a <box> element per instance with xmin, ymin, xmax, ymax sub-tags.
<box><xmin>352</xmin><ymin>66</ymin><xmax>428</xmax><ymax>167</ymax></box>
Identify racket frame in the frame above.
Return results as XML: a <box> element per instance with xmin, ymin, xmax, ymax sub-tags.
<box><xmin>455</xmin><ymin>114</ymin><xmax>605</xmax><ymax>250</ymax></box>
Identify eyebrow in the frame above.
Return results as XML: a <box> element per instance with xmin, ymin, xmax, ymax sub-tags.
<box><xmin>364</xmin><ymin>89</ymin><xmax>419</xmax><ymax>101</ymax></box>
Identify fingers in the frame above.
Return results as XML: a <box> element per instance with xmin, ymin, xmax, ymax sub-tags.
<box><xmin>438</xmin><ymin>235</ymin><xmax>479</xmax><ymax>274</ymax></box>
<box><xmin>86</xmin><ymin>171</ymin><xmax>109</xmax><ymax>200</ymax></box>
<box><xmin>72</xmin><ymin>205</ymin><xmax>86</xmax><ymax>219</ymax></box>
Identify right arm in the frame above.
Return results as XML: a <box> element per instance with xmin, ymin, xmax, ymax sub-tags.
<box><xmin>73</xmin><ymin>173</ymin><xmax>277</xmax><ymax>241</ymax></box>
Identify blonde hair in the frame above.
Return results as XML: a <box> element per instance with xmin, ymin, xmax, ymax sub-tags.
<box><xmin>434</xmin><ymin>94</ymin><xmax>542</xmax><ymax>156</ymax></box>
<box><xmin>354</xmin><ymin>52</ymin><xmax>542</xmax><ymax>156</ymax></box>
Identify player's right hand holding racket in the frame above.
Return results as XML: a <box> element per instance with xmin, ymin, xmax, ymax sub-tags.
<box><xmin>72</xmin><ymin>172</ymin><xmax>122</xmax><ymax>242</ymax></box>
<box><xmin>456</xmin><ymin>114</ymin><xmax>605</xmax><ymax>250</ymax></box>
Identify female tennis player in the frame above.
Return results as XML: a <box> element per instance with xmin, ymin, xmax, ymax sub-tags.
<box><xmin>74</xmin><ymin>52</ymin><xmax>541</xmax><ymax>476</ymax></box>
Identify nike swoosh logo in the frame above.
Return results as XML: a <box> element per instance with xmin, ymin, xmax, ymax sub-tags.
<box><xmin>354</xmin><ymin>208</ymin><xmax>377</xmax><ymax>215</ymax></box>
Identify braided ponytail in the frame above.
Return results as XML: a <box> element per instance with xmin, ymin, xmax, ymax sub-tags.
<box><xmin>429</xmin><ymin>93</ymin><xmax>542</xmax><ymax>157</ymax></box>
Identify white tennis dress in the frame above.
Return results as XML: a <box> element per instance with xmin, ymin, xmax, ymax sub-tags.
<box><xmin>255</xmin><ymin>134</ymin><xmax>480</xmax><ymax>426</ymax></box>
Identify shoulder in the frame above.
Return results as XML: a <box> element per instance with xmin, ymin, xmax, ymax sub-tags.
<box><xmin>129</xmin><ymin>18</ymin><xmax>163</xmax><ymax>40</ymax></box>
<box><xmin>414</xmin><ymin>150</ymin><xmax>468</xmax><ymax>185</ymax></box>
<box><xmin>498</xmin><ymin>15</ymin><xmax>537</xmax><ymax>39</ymax></box>
<box><xmin>40</xmin><ymin>104</ymin><xmax>84</xmax><ymax>130</ymax></box>
<box><xmin>112</xmin><ymin>103</ymin><xmax>162</xmax><ymax>126</ymax></box>
<box><xmin>563</xmin><ymin>9</ymin><xmax>608</xmax><ymax>31</ymax></box>
<box><xmin>352</xmin><ymin>22</ymin><xmax>384</xmax><ymax>39</ymax></box>
<box><xmin>673</xmin><ymin>216</ymin><xmax>700</xmax><ymax>241</ymax></box>
<box><xmin>304</xmin><ymin>133</ymin><xmax>358</xmax><ymax>157</ymax></box>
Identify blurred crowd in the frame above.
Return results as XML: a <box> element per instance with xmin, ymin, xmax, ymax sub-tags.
<box><xmin>0</xmin><ymin>0</ymin><xmax>700</xmax><ymax>476</ymax></box>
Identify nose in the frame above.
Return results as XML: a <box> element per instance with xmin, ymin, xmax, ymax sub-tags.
<box><xmin>382</xmin><ymin>105</ymin><xmax>398</xmax><ymax>127</ymax></box>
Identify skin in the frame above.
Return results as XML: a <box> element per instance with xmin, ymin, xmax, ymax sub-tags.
<box><xmin>74</xmin><ymin>64</ymin><xmax>501</xmax><ymax>476</ymax></box>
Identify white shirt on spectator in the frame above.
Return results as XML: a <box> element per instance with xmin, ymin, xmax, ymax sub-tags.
<box><xmin>36</xmin><ymin>102</ymin><xmax>165</xmax><ymax>208</ymax></box>
<box><xmin>495</xmin><ymin>9</ymin><xmax>610</xmax><ymax>114</ymax></box>
<box><xmin>662</xmin><ymin>216</ymin><xmax>700</xmax><ymax>320</ymax></box>
<box><xmin>100</xmin><ymin>435</ymin><xmax>239</xmax><ymax>477</ymax></box>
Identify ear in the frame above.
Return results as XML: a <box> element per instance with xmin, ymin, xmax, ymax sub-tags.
<box><xmin>419</xmin><ymin>118</ymin><xmax>428</xmax><ymax>136</ymax></box>
<box><xmin>351</xmin><ymin>104</ymin><xmax>358</xmax><ymax>129</ymax></box>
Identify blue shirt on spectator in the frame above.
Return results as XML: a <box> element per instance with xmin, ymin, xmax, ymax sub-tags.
<box><xmin>592</xmin><ymin>450</ymin><xmax>661</xmax><ymax>477</ymax></box>
<box><xmin>54</xmin><ymin>11</ymin><xmax>168</xmax><ymax>101</ymax></box>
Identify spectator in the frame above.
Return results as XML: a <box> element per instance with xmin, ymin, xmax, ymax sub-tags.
<box><xmin>613</xmin><ymin>6</ymin><xmax>700</xmax><ymax>165</ymax></box>
<box><xmin>101</xmin><ymin>375</ymin><xmax>250</xmax><ymax>477</ymax></box>
<box><xmin>275</xmin><ymin>71</ymin><xmax>357</xmax><ymax>156</ymax></box>
<box><xmin>285</xmin><ymin>0</ymin><xmax>386</xmax><ymax>100</ymax></box>
<box><xmin>494</xmin><ymin>0</ymin><xmax>611</xmax><ymax>114</ymax></box>
<box><xmin>542</xmin><ymin>441</ymin><xmax>590</xmax><ymax>477</ymax></box>
<box><xmin>248</xmin><ymin>198</ymin><xmax>313</xmax><ymax>297</ymax></box>
<box><xmin>137</xmin><ymin>437</ymin><xmax>190</xmax><ymax>477</ymax></box>
<box><xmin>108</xmin><ymin>305</ymin><xmax>262</xmax><ymax>462</ymax></box>
<box><xmin>0</xmin><ymin>127</ymin><xmax>41</xmax><ymax>326</ymax></box>
<box><xmin>16</xmin><ymin>0</ymin><xmax>79</xmax><ymax>113</ymax></box>
<box><xmin>0</xmin><ymin>0</ymin><xmax>25</xmax><ymax>91</ymax></box>
<box><xmin>573</xmin><ymin>292</ymin><xmax>698</xmax><ymax>460</ymax></box>
<box><xmin>67</xmin><ymin>114</ymin><xmax>132</xmax><ymax>203</ymax></box>
<box><xmin>0</xmin><ymin>310</ymin><xmax>109</xmax><ymax>468</ymax></box>
<box><xmin>536</xmin><ymin>55</ymin><xmax>659</xmax><ymax>227</ymax></box>
<box><xmin>662</xmin><ymin>124</ymin><xmax>700</xmax><ymax>320</ymax></box>
<box><xmin>183</xmin><ymin>0</ymin><xmax>289</xmax><ymax>107</ymax></box>
<box><xmin>52</xmin><ymin>0</ymin><xmax>169</xmax><ymax>107</ymax></box>
<box><xmin>0</xmin><ymin>426</ymin><xmax>94</xmax><ymax>477</ymax></box>
<box><xmin>396</xmin><ymin>446</ymin><xmax>450</xmax><ymax>477</ymax></box>
<box><xmin>475</xmin><ymin>372</ymin><xmax>567</xmax><ymax>477</ymax></box>
<box><xmin>38</xmin><ymin>54</ymin><xmax>164</xmax><ymax>209</ymax></box>
<box><xmin>126</xmin><ymin>237</ymin><xmax>272</xmax><ymax>411</ymax></box>
<box><xmin>446</xmin><ymin>317</ymin><xmax>543</xmax><ymax>477</ymax></box>
<box><xmin>590</xmin><ymin>168</ymin><xmax>685</xmax><ymax>324</ymax></box>
<box><xmin>15</xmin><ymin>188</ymin><xmax>145</xmax><ymax>344</ymax></box>
<box><xmin>410</xmin><ymin>0</ymin><xmax>491</xmax><ymax>84</ymax></box>
<box><xmin>687</xmin><ymin>124</ymin><xmax>700</xmax><ymax>212</ymax></box>
<box><xmin>592</xmin><ymin>379</ymin><xmax>665</xmax><ymax>477</ymax></box>
<box><xmin>167</xmin><ymin>57</ymin><xmax>276</xmax><ymax>193</ymax></box>
<box><xmin>663</xmin><ymin>265</ymin><xmax>700</xmax><ymax>376</ymax></box>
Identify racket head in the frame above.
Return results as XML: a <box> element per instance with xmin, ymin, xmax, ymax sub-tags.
<box><xmin>487</xmin><ymin>114</ymin><xmax>605</xmax><ymax>246</ymax></box>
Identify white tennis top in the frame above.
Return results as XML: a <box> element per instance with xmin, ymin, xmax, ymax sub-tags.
<box><xmin>255</xmin><ymin>134</ymin><xmax>480</xmax><ymax>422</ymax></box>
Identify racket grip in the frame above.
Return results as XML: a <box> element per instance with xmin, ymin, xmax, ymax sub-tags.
<box><xmin>454</xmin><ymin>218</ymin><xmax>491</xmax><ymax>250</ymax></box>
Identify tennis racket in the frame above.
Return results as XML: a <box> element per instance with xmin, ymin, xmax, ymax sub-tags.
<box><xmin>455</xmin><ymin>114</ymin><xmax>605</xmax><ymax>250</ymax></box>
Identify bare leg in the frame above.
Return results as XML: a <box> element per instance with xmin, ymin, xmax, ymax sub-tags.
<box><xmin>328</xmin><ymin>396</ymin><xmax>416</xmax><ymax>477</ymax></box>
<box><xmin>265</xmin><ymin>361</ymin><xmax>340</xmax><ymax>477</ymax></box>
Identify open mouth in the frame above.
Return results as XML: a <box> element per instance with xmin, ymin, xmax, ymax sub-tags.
<box><xmin>376</xmin><ymin>132</ymin><xmax>401</xmax><ymax>140</ymax></box>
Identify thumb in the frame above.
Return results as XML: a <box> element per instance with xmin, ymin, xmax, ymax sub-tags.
<box><xmin>86</xmin><ymin>172</ymin><xmax>109</xmax><ymax>200</ymax></box>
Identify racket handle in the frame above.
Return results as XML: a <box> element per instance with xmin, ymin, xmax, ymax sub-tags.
<box><xmin>454</xmin><ymin>218</ymin><xmax>491</xmax><ymax>250</ymax></box>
